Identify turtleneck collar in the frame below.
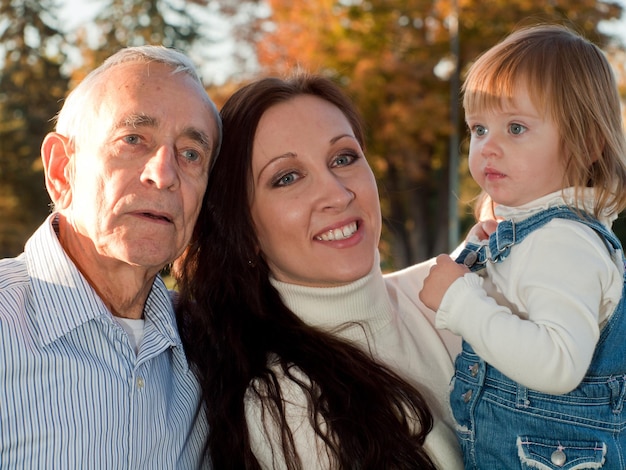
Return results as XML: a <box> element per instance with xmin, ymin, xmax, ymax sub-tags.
<box><xmin>269</xmin><ymin>251</ymin><xmax>393</xmax><ymax>345</ymax></box>
<box><xmin>495</xmin><ymin>187</ymin><xmax>616</xmax><ymax>226</ymax></box>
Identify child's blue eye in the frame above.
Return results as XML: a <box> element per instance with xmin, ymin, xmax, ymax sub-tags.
<box><xmin>510</xmin><ymin>123</ymin><xmax>527</xmax><ymax>135</ymax></box>
<box><xmin>474</xmin><ymin>125</ymin><xmax>487</xmax><ymax>136</ymax></box>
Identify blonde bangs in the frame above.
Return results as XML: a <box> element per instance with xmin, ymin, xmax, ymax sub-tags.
<box><xmin>463</xmin><ymin>33</ymin><xmax>553</xmax><ymax>117</ymax></box>
<box><xmin>462</xmin><ymin>59</ymin><xmax>515</xmax><ymax>113</ymax></box>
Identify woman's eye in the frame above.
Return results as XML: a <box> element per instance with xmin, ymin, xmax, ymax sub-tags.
<box><xmin>331</xmin><ymin>152</ymin><xmax>357</xmax><ymax>167</ymax></box>
<box><xmin>510</xmin><ymin>123</ymin><xmax>527</xmax><ymax>135</ymax></box>
<box><xmin>273</xmin><ymin>171</ymin><xmax>299</xmax><ymax>187</ymax></box>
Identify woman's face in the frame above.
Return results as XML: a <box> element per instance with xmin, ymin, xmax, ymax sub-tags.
<box><xmin>250</xmin><ymin>95</ymin><xmax>382</xmax><ymax>287</ymax></box>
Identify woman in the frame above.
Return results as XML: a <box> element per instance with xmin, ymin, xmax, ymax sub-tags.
<box><xmin>176</xmin><ymin>74</ymin><xmax>463</xmax><ymax>469</ymax></box>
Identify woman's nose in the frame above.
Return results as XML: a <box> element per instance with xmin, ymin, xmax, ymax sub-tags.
<box><xmin>317</xmin><ymin>172</ymin><xmax>355</xmax><ymax>211</ymax></box>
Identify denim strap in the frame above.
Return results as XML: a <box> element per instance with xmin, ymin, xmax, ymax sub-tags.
<box><xmin>455</xmin><ymin>206</ymin><xmax>623</xmax><ymax>272</ymax></box>
<box><xmin>607</xmin><ymin>376</ymin><xmax>626</xmax><ymax>413</ymax></box>
<box><xmin>515</xmin><ymin>384</ymin><xmax>530</xmax><ymax>408</ymax></box>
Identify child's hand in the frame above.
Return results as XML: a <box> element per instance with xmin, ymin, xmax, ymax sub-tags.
<box><xmin>419</xmin><ymin>255</ymin><xmax>470</xmax><ymax>311</ymax></box>
<box><xmin>467</xmin><ymin>219</ymin><xmax>497</xmax><ymax>241</ymax></box>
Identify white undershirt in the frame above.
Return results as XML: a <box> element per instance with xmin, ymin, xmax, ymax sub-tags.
<box><xmin>115</xmin><ymin>317</ymin><xmax>146</xmax><ymax>354</ymax></box>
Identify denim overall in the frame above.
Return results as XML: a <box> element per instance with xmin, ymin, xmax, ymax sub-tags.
<box><xmin>452</xmin><ymin>206</ymin><xmax>626</xmax><ymax>469</ymax></box>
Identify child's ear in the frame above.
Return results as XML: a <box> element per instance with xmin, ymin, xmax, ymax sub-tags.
<box><xmin>41</xmin><ymin>132</ymin><xmax>73</xmax><ymax>210</ymax></box>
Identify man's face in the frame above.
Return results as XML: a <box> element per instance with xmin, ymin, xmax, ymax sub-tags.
<box><xmin>59</xmin><ymin>62</ymin><xmax>218</xmax><ymax>275</ymax></box>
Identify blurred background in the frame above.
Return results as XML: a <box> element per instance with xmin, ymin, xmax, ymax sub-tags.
<box><xmin>1</xmin><ymin>0</ymin><xmax>625</xmax><ymax>270</ymax></box>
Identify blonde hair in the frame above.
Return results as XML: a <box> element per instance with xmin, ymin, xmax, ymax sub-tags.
<box><xmin>463</xmin><ymin>24</ymin><xmax>626</xmax><ymax>217</ymax></box>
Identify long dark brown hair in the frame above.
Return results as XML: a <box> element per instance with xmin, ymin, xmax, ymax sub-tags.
<box><xmin>175</xmin><ymin>74</ymin><xmax>437</xmax><ymax>469</ymax></box>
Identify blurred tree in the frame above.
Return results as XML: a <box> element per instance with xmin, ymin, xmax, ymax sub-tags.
<box><xmin>611</xmin><ymin>41</ymin><xmax>626</xmax><ymax>249</ymax></box>
<box><xmin>0</xmin><ymin>0</ymin><xmax>68</xmax><ymax>256</ymax></box>
<box><xmin>70</xmin><ymin>0</ymin><xmax>245</xmax><ymax>80</ymax></box>
<box><xmin>0</xmin><ymin>0</ymin><xmax>234</xmax><ymax>257</ymax></box>
<box><xmin>68</xmin><ymin>0</ymin><xmax>206</xmax><ymax>73</ymax></box>
<box><xmin>1</xmin><ymin>0</ymin><xmax>625</xmax><ymax>264</ymax></box>
<box><xmin>249</xmin><ymin>0</ymin><xmax>625</xmax><ymax>268</ymax></box>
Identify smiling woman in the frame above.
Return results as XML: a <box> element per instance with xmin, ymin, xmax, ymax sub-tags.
<box><xmin>174</xmin><ymin>73</ymin><xmax>464</xmax><ymax>469</ymax></box>
<box><xmin>249</xmin><ymin>93</ymin><xmax>381</xmax><ymax>287</ymax></box>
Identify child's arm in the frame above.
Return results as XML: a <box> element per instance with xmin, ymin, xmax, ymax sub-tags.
<box><xmin>422</xmin><ymin>218</ymin><xmax>495</xmax><ymax>310</ymax></box>
<box><xmin>431</xmin><ymin>221</ymin><xmax>623</xmax><ymax>395</ymax></box>
<box><xmin>419</xmin><ymin>255</ymin><xmax>470</xmax><ymax>312</ymax></box>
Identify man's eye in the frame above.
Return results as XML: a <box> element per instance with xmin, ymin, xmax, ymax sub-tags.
<box><xmin>123</xmin><ymin>135</ymin><xmax>141</xmax><ymax>145</ymax></box>
<box><xmin>181</xmin><ymin>149</ymin><xmax>200</xmax><ymax>162</ymax></box>
<box><xmin>510</xmin><ymin>123</ymin><xmax>527</xmax><ymax>135</ymax></box>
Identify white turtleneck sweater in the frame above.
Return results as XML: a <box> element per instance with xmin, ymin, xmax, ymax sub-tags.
<box><xmin>244</xmin><ymin>254</ymin><xmax>463</xmax><ymax>469</ymax></box>
<box><xmin>437</xmin><ymin>188</ymin><xmax>624</xmax><ymax>394</ymax></box>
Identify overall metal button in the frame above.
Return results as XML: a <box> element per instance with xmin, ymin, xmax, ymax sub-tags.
<box><xmin>551</xmin><ymin>449</ymin><xmax>566</xmax><ymax>466</ymax></box>
<box><xmin>470</xmin><ymin>363</ymin><xmax>479</xmax><ymax>377</ymax></box>
<box><xmin>463</xmin><ymin>251</ymin><xmax>478</xmax><ymax>267</ymax></box>
<box><xmin>462</xmin><ymin>390</ymin><xmax>473</xmax><ymax>403</ymax></box>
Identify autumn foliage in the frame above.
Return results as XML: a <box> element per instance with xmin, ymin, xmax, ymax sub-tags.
<box><xmin>0</xmin><ymin>0</ymin><xmax>624</xmax><ymax>266</ymax></box>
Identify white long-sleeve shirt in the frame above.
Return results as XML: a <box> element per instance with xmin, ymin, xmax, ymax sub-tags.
<box><xmin>436</xmin><ymin>189</ymin><xmax>624</xmax><ymax>395</ymax></box>
<box><xmin>245</xmin><ymin>253</ymin><xmax>463</xmax><ymax>469</ymax></box>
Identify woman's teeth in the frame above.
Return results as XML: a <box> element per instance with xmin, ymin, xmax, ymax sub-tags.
<box><xmin>315</xmin><ymin>222</ymin><xmax>358</xmax><ymax>241</ymax></box>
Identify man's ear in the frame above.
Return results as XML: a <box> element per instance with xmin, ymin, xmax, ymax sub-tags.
<box><xmin>41</xmin><ymin>132</ymin><xmax>73</xmax><ymax>210</ymax></box>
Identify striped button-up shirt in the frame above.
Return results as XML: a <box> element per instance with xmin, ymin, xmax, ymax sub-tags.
<box><xmin>0</xmin><ymin>215</ymin><xmax>208</xmax><ymax>469</ymax></box>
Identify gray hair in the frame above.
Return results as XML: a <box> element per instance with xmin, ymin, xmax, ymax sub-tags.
<box><xmin>55</xmin><ymin>45</ymin><xmax>222</xmax><ymax>159</ymax></box>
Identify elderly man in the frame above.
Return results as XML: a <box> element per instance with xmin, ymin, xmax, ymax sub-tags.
<box><xmin>0</xmin><ymin>46</ymin><xmax>221</xmax><ymax>468</ymax></box>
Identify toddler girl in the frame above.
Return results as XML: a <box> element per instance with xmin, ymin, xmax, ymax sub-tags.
<box><xmin>420</xmin><ymin>24</ymin><xmax>626</xmax><ymax>469</ymax></box>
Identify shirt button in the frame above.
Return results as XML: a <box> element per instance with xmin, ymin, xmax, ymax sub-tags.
<box><xmin>551</xmin><ymin>449</ymin><xmax>566</xmax><ymax>466</ymax></box>
<box><xmin>136</xmin><ymin>377</ymin><xmax>145</xmax><ymax>389</ymax></box>
<box><xmin>462</xmin><ymin>390</ymin><xmax>473</xmax><ymax>403</ymax></box>
<box><xmin>470</xmin><ymin>363</ymin><xmax>479</xmax><ymax>377</ymax></box>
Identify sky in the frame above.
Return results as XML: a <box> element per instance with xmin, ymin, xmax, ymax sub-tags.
<box><xmin>600</xmin><ymin>0</ymin><xmax>626</xmax><ymax>42</ymax></box>
<box><xmin>57</xmin><ymin>0</ymin><xmax>238</xmax><ymax>84</ymax></box>
<box><xmin>59</xmin><ymin>0</ymin><xmax>103</xmax><ymax>31</ymax></box>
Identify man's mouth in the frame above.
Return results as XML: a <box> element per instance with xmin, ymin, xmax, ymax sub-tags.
<box><xmin>315</xmin><ymin>221</ymin><xmax>358</xmax><ymax>241</ymax></box>
<box><xmin>141</xmin><ymin>211</ymin><xmax>173</xmax><ymax>223</ymax></box>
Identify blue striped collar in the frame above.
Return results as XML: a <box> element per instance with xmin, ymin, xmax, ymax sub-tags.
<box><xmin>25</xmin><ymin>214</ymin><xmax>183</xmax><ymax>354</ymax></box>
